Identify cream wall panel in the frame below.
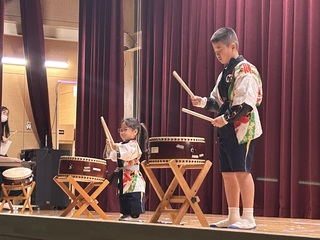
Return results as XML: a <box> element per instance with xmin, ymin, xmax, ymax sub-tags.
<box><xmin>2</xmin><ymin>0</ymin><xmax>137</xmax><ymax>157</ymax></box>
<box><xmin>2</xmin><ymin>35</ymin><xmax>78</xmax><ymax>157</ymax></box>
<box><xmin>58</xmin><ymin>84</ymin><xmax>76</xmax><ymax>125</ymax></box>
<box><xmin>124</xmin><ymin>52</ymin><xmax>134</xmax><ymax>118</ymax></box>
<box><xmin>2</xmin><ymin>35</ymin><xmax>24</xmax><ymax>58</ymax></box>
<box><xmin>19</xmin><ymin>132</ymin><xmax>40</xmax><ymax>151</ymax></box>
<box><xmin>123</xmin><ymin>0</ymin><xmax>137</xmax><ymax>118</ymax></box>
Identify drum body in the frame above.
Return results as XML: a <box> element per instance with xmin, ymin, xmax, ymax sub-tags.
<box><xmin>148</xmin><ymin>136</ymin><xmax>205</xmax><ymax>164</ymax></box>
<box><xmin>58</xmin><ymin>156</ymin><xmax>107</xmax><ymax>182</ymax></box>
<box><xmin>2</xmin><ymin>167</ymin><xmax>33</xmax><ymax>188</ymax></box>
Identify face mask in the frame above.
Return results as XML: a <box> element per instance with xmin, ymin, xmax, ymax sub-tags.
<box><xmin>1</xmin><ymin>114</ymin><xmax>8</xmax><ymax>123</ymax></box>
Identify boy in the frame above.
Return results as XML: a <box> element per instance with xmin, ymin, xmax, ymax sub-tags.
<box><xmin>191</xmin><ymin>27</ymin><xmax>262</xmax><ymax>230</ymax></box>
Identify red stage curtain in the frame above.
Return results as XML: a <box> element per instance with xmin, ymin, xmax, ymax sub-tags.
<box><xmin>20</xmin><ymin>0</ymin><xmax>52</xmax><ymax>148</ymax></box>
<box><xmin>76</xmin><ymin>0</ymin><xmax>124</xmax><ymax>212</ymax></box>
<box><xmin>140</xmin><ymin>0</ymin><xmax>320</xmax><ymax>219</ymax></box>
<box><xmin>140</xmin><ymin>0</ymin><xmax>219</xmax><ymax>214</ymax></box>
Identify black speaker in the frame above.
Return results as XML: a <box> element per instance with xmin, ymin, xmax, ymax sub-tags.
<box><xmin>20</xmin><ymin>148</ymin><xmax>70</xmax><ymax>208</ymax></box>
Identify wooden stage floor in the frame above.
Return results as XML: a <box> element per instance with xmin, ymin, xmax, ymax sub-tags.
<box><xmin>0</xmin><ymin>208</ymin><xmax>319</xmax><ymax>240</ymax></box>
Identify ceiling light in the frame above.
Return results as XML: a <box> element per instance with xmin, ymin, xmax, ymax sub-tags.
<box><xmin>45</xmin><ymin>60</ymin><xmax>68</xmax><ymax>69</ymax></box>
<box><xmin>2</xmin><ymin>57</ymin><xmax>27</xmax><ymax>65</ymax></box>
<box><xmin>1</xmin><ymin>57</ymin><xmax>68</xmax><ymax>69</ymax></box>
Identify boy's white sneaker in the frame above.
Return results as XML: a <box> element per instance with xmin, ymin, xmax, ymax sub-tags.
<box><xmin>228</xmin><ymin>219</ymin><xmax>256</xmax><ymax>230</ymax></box>
<box><xmin>209</xmin><ymin>218</ymin><xmax>239</xmax><ymax>228</ymax></box>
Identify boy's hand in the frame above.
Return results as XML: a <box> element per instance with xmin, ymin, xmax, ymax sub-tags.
<box><xmin>191</xmin><ymin>96</ymin><xmax>206</xmax><ymax>108</ymax></box>
<box><xmin>212</xmin><ymin>115</ymin><xmax>227</xmax><ymax>128</ymax></box>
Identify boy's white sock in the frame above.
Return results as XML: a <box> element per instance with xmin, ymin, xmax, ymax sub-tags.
<box><xmin>242</xmin><ymin>208</ymin><xmax>255</xmax><ymax>222</ymax></box>
<box><xmin>228</xmin><ymin>207</ymin><xmax>241</xmax><ymax>222</ymax></box>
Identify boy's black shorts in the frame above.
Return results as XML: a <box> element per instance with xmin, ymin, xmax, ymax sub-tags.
<box><xmin>218</xmin><ymin>124</ymin><xmax>256</xmax><ymax>172</ymax></box>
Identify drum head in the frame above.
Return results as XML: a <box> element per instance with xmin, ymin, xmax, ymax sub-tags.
<box><xmin>2</xmin><ymin>167</ymin><xmax>32</xmax><ymax>180</ymax></box>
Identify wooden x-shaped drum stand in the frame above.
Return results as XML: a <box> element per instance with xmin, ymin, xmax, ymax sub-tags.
<box><xmin>53</xmin><ymin>175</ymin><xmax>110</xmax><ymax>220</ymax></box>
<box><xmin>141</xmin><ymin>159</ymin><xmax>212</xmax><ymax>227</ymax></box>
<box><xmin>0</xmin><ymin>181</ymin><xmax>36</xmax><ymax>213</ymax></box>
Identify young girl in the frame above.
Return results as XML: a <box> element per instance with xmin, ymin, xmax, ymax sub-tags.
<box><xmin>104</xmin><ymin>118</ymin><xmax>148</xmax><ymax>221</ymax></box>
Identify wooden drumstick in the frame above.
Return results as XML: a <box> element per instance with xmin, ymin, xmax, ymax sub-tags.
<box><xmin>173</xmin><ymin>71</ymin><xmax>195</xmax><ymax>98</ymax></box>
<box><xmin>182</xmin><ymin>108</ymin><xmax>214</xmax><ymax>122</ymax></box>
<box><xmin>7</xmin><ymin>130</ymin><xmax>18</xmax><ymax>140</ymax></box>
<box><xmin>100</xmin><ymin>116</ymin><xmax>115</xmax><ymax>145</ymax></box>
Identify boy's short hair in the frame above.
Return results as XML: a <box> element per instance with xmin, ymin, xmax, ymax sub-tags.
<box><xmin>210</xmin><ymin>27</ymin><xmax>239</xmax><ymax>50</ymax></box>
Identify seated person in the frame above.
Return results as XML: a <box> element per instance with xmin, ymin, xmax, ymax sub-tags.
<box><xmin>0</xmin><ymin>106</ymin><xmax>23</xmax><ymax>202</ymax></box>
<box><xmin>1</xmin><ymin>106</ymin><xmax>11</xmax><ymax>157</ymax></box>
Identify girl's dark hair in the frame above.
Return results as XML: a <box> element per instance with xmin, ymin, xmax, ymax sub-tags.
<box><xmin>1</xmin><ymin>106</ymin><xmax>8</xmax><ymax>112</ymax></box>
<box><xmin>1</xmin><ymin>106</ymin><xmax>10</xmax><ymax>138</ymax></box>
<box><xmin>121</xmin><ymin>118</ymin><xmax>148</xmax><ymax>152</ymax></box>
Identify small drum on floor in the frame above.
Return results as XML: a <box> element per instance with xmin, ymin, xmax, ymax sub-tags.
<box><xmin>58</xmin><ymin>156</ymin><xmax>107</xmax><ymax>182</ymax></box>
<box><xmin>148</xmin><ymin>136</ymin><xmax>205</xmax><ymax>164</ymax></box>
<box><xmin>2</xmin><ymin>167</ymin><xmax>33</xmax><ymax>189</ymax></box>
